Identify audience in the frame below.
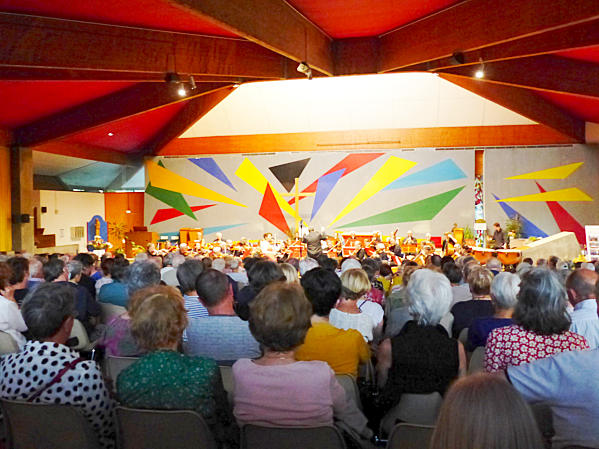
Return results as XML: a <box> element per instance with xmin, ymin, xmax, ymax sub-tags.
<box><xmin>430</xmin><ymin>373</ymin><xmax>543</xmax><ymax>449</ymax></box>
<box><xmin>6</xmin><ymin>256</ymin><xmax>30</xmax><ymax>304</ymax></box>
<box><xmin>94</xmin><ymin>257</ymin><xmax>114</xmax><ymax>295</ymax></box>
<box><xmin>296</xmin><ymin>267</ymin><xmax>370</xmax><ymax>377</ymax></box>
<box><xmin>117</xmin><ymin>285</ymin><xmax>237</xmax><ymax>449</ymax></box>
<box><xmin>485</xmin><ymin>268</ymin><xmax>588</xmax><ymax>372</ymax></box>
<box><xmin>279</xmin><ymin>262</ymin><xmax>299</xmax><ymax>283</ymax></box>
<box><xmin>0</xmin><ymin>262</ymin><xmax>27</xmax><ymax>348</ymax></box>
<box><xmin>232</xmin><ymin>282</ymin><xmax>373</xmax><ymax>447</ymax></box>
<box><xmin>184</xmin><ymin>269</ymin><xmax>260</xmax><ymax>364</ymax></box>
<box><xmin>98</xmin><ymin>257</ymin><xmax>130</xmax><ymax>306</ymax></box>
<box><xmin>566</xmin><ymin>268</ymin><xmax>599</xmax><ymax>349</ymax></box>
<box><xmin>235</xmin><ymin>260</ymin><xmax>284</xmax><ymax>320</ymax></box>
<box><xmin>125</xmin><ymin>261</ymin><xmax>161</xmax><ymax>297</ymax></box>
<box><xmin>73</xmin><ymin>253</ymin><xmax>97</xmax><ymax>299</ymax></box>
<box><xmin>444</xmin><ymin>262</ymin><xmax>471</xmax><ymax>307</ymax></box>
<box><xmin>176</xmin><ymin>259</ymin><xmax>208</xmax><ymax>322</ymax></box>
<box><xmin>0</xmin><ymin>283</ymin><xmax>114</xmax><ymax>448</ymax></box>
<box><xmin>27</xmin><ymin>257</ymin><xmax>44</xmax><ymax>290</ymax></box>
<box><xmin>451</xmin><ymin>267</ymin><xmax>494</xmax><ymax>338</ymax></box>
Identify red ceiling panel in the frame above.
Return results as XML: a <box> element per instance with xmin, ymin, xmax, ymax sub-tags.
<box><xmin>538</xmin><ymin>91</ymin><xmax>599</xmax><ymax>123</ymax></box>
<box><xmin>288</xmin><ymin>0</ymin><xmax>463</xmax><ymax>38</ymax></box>
<box><xmin>64</xmin><ymin>101</ymin><xmax>187</xmax><ymax>153</ymax></box>
<box><xmin>0</xmin><ymin>81</ymin><xmax>135</xmax><ymax>128</ymax></box>
<box><xmin>556</xmin><ymin>46</ymin><xmax>599</xmax><ymax>64</ymax></box>
<box><xmin>0</xmin><ymin>0</ymin><xmax>236</xmax><ymax>37</ymax></box>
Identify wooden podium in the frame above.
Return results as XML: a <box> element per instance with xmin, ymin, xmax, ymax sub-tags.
<box><xmin>179</xmin><ymin>228</ymin><xmax>204</xmax><ymax>245</ymax></box>
<box><xmin>125</xmin><ymin>231</ymin><xmax>158</xmax><ymax>257</ymax></box>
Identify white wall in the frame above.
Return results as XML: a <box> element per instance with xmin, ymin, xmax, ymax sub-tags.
<box><xmin>38</xmin><ymin>191</ymin><xmax>105</xmax><ymax>253</ymax></box>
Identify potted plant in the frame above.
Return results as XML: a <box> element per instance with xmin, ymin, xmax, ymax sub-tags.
<box><xmin>108</xmin><ymin>221</ymin><xmax>130</xmax><ymax>250</ymax></box>
<box><xmin>463</xmin><ymin>226</ymin><xmax>476</xmax><ymax>246</ymax></box>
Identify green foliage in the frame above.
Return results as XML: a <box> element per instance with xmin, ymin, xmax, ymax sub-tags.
<box><xmin>463</xmin><ymin>226</ymin><xmax>475</xmax><ymax>240</ymax></box>
<box><xmin>505</xmin><ymin>217</ymin><xmax>523</xmax><ymax>238</ymax></box>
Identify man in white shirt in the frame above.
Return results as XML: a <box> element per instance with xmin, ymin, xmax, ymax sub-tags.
<box><xmin>566</xmin><ymin>268</ymin><xmax>599</xmax><ymax>349</ymax></box>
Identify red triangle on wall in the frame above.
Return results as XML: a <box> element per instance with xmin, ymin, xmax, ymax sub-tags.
<box><xmin>259</xmin><ymin>183</ymin><xmax>290</xmax><ymax>235</ymax></box>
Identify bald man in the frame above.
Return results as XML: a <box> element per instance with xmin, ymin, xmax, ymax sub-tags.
<box><xmin>566</xmin><ymin>268</ymin><xmax>599</xmax><ymax>349</ymax></box>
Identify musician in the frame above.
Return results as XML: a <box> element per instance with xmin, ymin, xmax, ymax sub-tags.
<box><xmin>442</xmin><ymin>231</ymin><xmax>458</xmax><ymax>255</ymax></box>
<box><xmin>352</xmin><ymin>241</ymin><xmax>366</xmax><ymax>260</ymax></box>
<box><xmin>260</xmin><ymin>232</ymin><xmax>279</xmax><ymax>260</ymax></box>
<box><xmin>373</xmin><ymin>243</ymin><xmax>391</xmax><ymax>262</ymax></box>
<box><xmin>419</xmin><ymin>233</ymin><xmax>434</xmax><ymax>250</ymax></box>
<box><xmin>302</xmin><ymin>226</ymin><xmax>327</xmax><ymax>259</ymax></box>
<box><xmin>491</xmin><ymin>222</ymin><xmax>506</xmax><ymax>249</ymax></box>
<box><xmin>387</xmin><ymin>238</ymin><xmax>404</xmax><ymax>258</ymax></box>
<box><xmin>415</xmin><ymin>245</ymin><xmax>433</xmax><ymax>265</ymax></box>
<box><xmin>402</xmin><ymin>230</ymin><xmax>418</xmax><ymax>246</ymax></box>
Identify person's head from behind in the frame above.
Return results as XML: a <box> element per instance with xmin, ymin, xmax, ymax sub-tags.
<box><xmin>66</xmin><ymin>260</ymin><xmax>83</xmax><ymax>283</ymax></box>
<box><xmin>320</xmin><ymin>257</ymin><xmax>338</xmax><ymax>272</ymax></box>
<box><xmin>490</xmin><ymin>272</ymin><xmax>520</xmax><ymax>313</ymax></box>
<box><xmin>21</xmin><ymin>283</ymin><xmax>76</xmax><ymax>343</ymax></box>
<box><xmin>129</xmin><ymin>285</ymin><xmax>187</xmax><ymax>351</ymax></box>
<box><xmin>7</xmin><ymin>257</ymin><xmax>29</xmax><ymax>288</ymax></box>
<box><xmin>100</xmin><ymin>257</ymin><xmax>114</xmax><ymax>277</ymax></box>
<box><xmin>126</xmin><ymin>261</ymin><xmax>161</xmax><ymax>296</ymax></box>
<box><xmin>43</xmin><ymin>258</ymin><xmax>67</xmax><ymax>282</ymax></box>
<box><xmin>566</xmin><ymin>268</ymin><xmax>599</xmax><ymax>306</ymax></box>
<box><xmin>279</xmin><ymin>263</ymin><xmax>298</xmax><ymax>283</ymax></box>
<box><xmin>443</xmin><ymin>262</ymin><xmax>462</xmax><ymax>285</ymax></box>
<box><xmin>299</xmin><ymin>258</ymin><xmax>319</xmax><ymax>276</ymax></box>
<box><xmin>407</xmin><ymin>268</ymin><xmax>452</xmax><ymax>326</ymax></box>
<box><xmin>176</xmin><ymin>259</ymin><xmax>204</xmax><ymax>295</ymax></box>
<box><xmin>29</xmin><ymin>257</ymin><xmax>43</xmax><ymax>279</ymax></box>
<box><xmin>467</xmin><ymin>267</ymin><xmax>494</xmax><ymax>297</ymax></box>
<box><xmin>513</xmin><ymin>268</ymin><xmax>570</xmax><ymax>335</ymax></box>
<box><xmin>486</xmin><ymin>257</ymin><xmax>502</xmax><ymax>274</ymax></box>
<box><xmin>73</xmin><ymin>253</ymin><xmax>94</xmax><ymax>275</ymax></box>
<box><xmin>0</xmin><ymin>262</ymin><xmax>12</xmax><ymax>292</ymax></box>
<box><xmin>430</xmin><ymin>373</ymin><xmax>543</xmax><ymax>449</ymax></box>
<box><xmin>110</xmin><ymin>257</ymin><xmax>130</xmax><ymax>282</ymax></box>
<box><xmin>248</xmin><ymin>260</ymin><xmax>285</xmax><ymax>293</ymax></box>
<box><xmin>196</xmin><ymin>269</ymin><xmax>232</xmax><ymax>310</ymax></box>
<box><xmin>249</xmin><ymin>282</ymin><xmax>312</xmax><ymax>352</ymax></box>
<box><xmin>301</xmin><ymin>267</ymin><xmax>341</xmax><ymax>317</ymax></box>
<box><xmin>340</xmin><ymin>268</ymin><xmax>370</xmax><ymax>301</ymax></box>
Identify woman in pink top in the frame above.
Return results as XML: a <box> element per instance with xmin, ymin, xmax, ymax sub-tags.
<box><xmin>233</xmin><ymin>282</ymin><xmax>373</xmax><ymax>446</ymax></box>
<box><xmin>485</xmin><ymin>268</ymin><xmax>588</xmax><ymax>373</ymax></box>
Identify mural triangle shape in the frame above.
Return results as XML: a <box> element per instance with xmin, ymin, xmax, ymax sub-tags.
<box><xmin>492</xmin><ymin>194</ymin><xmax>548</xmax><ymax>238</ymax></box>
<box><xmin>150</xmin><ymin>205</ymin><xmax>215</xmax><ymax>225</ymax></box>
<box><xmin>189</xmin><ymin>158</ymin><xmax>237</xmax><ymax>191</ymax></box>
<box><xmin>259</xmin><ymin>183</ymin><xmax>291</xmax><ymax>235</ymax></box>
<box><xmin>339</xmin><ymin>186</ymin><xmax>465</xmax><ymax>228</ymax></box>
<box><xmin>311</xmin><ymin>169</ymin><xmax>345</xmax><ymax>221</ymax></box>
<box><xmin>384</xmin><ymin>159</ymin><xmax>466</xmax><ymax>191</ymax></box>
<box><xmin>269</xmin><ymin>158</ymin><xmax>310</xmax><ymax>192</ymax></box>
<box><xmin>536</xmin><ymin>182</ymin><xmax>586</xmax><ymax>243</ymax></box>
<box><xmin>145</xmin><ymin>183</ymin><xmax>196</xmax><ymax>220</ymax></box>
<box><xmin>505</xmin><ymin>162</ymin><xmax>583</xmax><ymax>180</ymax></box>
<box><xmin>496</xmin><ymin>188</ymin><xmax>592</xmax><ymax>202</ymax></box>
<box><xmin>204</xmin><ymin>223</ymin><xmax>246</xmax><ymax>235</ymax></box>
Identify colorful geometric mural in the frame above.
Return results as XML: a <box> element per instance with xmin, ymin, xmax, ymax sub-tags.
<box><xmin>536</xmin><ymin>182</ymin><xmax>586</xmax><ymax>243</ymax></box>
<box><xmin>496</xmin><ymin>187</ymin><xmax>592</xmax><ymax>203</ymax></box>
<box><xmin>311</xmin><ymin>169</ymin><xmax>345</xmax><ymax>220</ymax></box>
<box><xmin>150</xmin><ymin>205</ymin><xmax>215</xmax><ymax>225</ymax></box>
<box><xmin>188</xmin><ymin>158</ymin><xmax>237</xmax><ymax>191</ymax></box>
<box><xmin>146</xmin><ymin>160</ymin><xmax>196</xmax><ymax>220</ymax></box>
<box><xmin>269</xmin><ymin>158</ymin><xmax>310</xmax><ymax>192</ymax></box>
<box><xmin>259</xmin><ymin>183</ymin><xmax>290</xmax><ymax>235</ymax></box>
<box><xmin>384</xmin><ymin>159</ymin><xmax>466</xmax><ymax>191</ymax></box>
<box><xmin>492</xmin><ymin>194</ymin><xmax>548</xmax><ymax>238</ymax></box>
<box><xmin>203</xmin><ymin>223</ymin><xmax>247</xmax><ymax>235</ymax></box>
<box><xmin>505</xmin><ymin>162</ymin><xmax>583</xmax><ymax>180</ymax></box>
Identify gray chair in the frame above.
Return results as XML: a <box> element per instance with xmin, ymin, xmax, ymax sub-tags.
<box><xmin>69</xmin><ymin>319</ymin><xmax>95</xmax><ymax>352</ymax></box>
<box><xmin>458</xmin><ymin>327</ymin><xmax>469</xmax><ymax>346</ymax></box>
<box><xmin>1</xmin><ymin>399</ymin><xmax>101</xmax><ymax>449</ymax></box>
<box><xmin>386</xmin><ymin>423</ymin><xmax>435</xmax><ymax>449</ymax></box>
<box><xmin>468</xmin><ymin>346</ymin><xmax>485</xmax><ymax>374</ymax></box>
<box><xmin>335</xmin><ymin>374</ymin><xmax>363</xmax><ymax>410</ymax></box>
<box><xmin>100</xmin><ymin>303</ymin><xmax>127</xmax><ymax>324</ymax></box>
<box><xmin>380</xmin><ymin>393</ymin><xmax>443</xmax><ymax>437</ymax></box>
<box><xmin>115</xmin><ymin>406</ymin><xmax>217</xmax><ymax>449</ymax></box>
<box><xmin>218</xmin><ymin>365</ymin><xmax>234</xmax><ymax>404</ymax></box>
<box><xmin>106</xmin><ymin>356</ymin><xmax>139</xmax><ymax>385</ymax></box>
<box><xmin>241</xmin><ymin>424</ymin><xmax>346</xmax><ymax>449</ymax></box>
<box><xmin>0</xmin><ymin>331</ymin><xmax>18</xmax><ymax>356</ymax></box>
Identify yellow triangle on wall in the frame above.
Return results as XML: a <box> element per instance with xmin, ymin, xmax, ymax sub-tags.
<box><xmin>505</xmin><ymin>162</ymin><xmax>583</xmax><ymax>180</ymax></box>
<box><xmin>496</xmin><ymin>187</ymin><xmax>593</xmax><ymax>202</ymax></box>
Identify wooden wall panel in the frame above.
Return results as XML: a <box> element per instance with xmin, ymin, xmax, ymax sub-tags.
<box><xmin>104</xmin><ymin>192</ymin><xmax>144</xmax><ymax>249</ymax></box>
<box><xmin>0</xmin><ymin>146</ymin><xmax>11</xmax><ymax>251</ymax></box>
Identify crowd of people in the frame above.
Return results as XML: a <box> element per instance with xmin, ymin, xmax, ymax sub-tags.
<box><xmin>0</xmin><ymin>248</ymin><xmax>597</xmax><ymax>449</ymax></box>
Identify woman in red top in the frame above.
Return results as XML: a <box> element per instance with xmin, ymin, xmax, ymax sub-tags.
<box><xmin>485</xmin><ymin>268</ymin><xmax>588</xmax><ymax>373</ymax></box>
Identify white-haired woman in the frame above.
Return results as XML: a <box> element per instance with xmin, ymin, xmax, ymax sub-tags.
<box><xmin>376</xmin><ymin>269</ymin><xmax>466</xmax><ymax>412</ymax></box>
<box><xmin>467</xmin><ymin>272</ymin><xmax>519</xmax><ymax>351</ymax></box>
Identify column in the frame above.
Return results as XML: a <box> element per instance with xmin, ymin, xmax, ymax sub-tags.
<box><xmin>0</xmin><ymin>145</ymin><xmax>11</xmax><ymax>251</ymax></box>
<box><xmin>10</xmin><ymin>146</ymin><xmax>34</xmax><ymax>253</ymax></box>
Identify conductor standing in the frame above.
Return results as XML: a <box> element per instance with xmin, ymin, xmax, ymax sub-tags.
<box><xmin>303</xmin><ymin>227</ymin><xmax>327</xmax><ymax>259</ymax></box>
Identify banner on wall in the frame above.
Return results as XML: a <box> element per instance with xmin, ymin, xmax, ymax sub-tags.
<box><xmin>586</xmin><ymin>225</ymin><xmax>599</xmax><ymax>260</ymax></box>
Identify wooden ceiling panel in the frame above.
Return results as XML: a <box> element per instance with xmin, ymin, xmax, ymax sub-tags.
<box><xmin>537</xmin><ymin>91</ymin><xmax>599</xmax><ymax>124</ymax></box>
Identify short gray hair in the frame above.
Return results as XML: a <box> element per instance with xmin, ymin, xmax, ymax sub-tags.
<box><xmin>490</xmin><ymin>272</ymin><xmax>520</xmax><ymax>310</ymax></box>
<box><xmin>126</xmin><ymin>261</ymin><xmax>161</xmax><ymax>295</ymax></box>
<box><xmin>299</xmin><ymin>257</ymin><xmax>319</xmax><ymax>276</ymax></box>
<box><xmin>212</xmin><ymin>258</ymin><xmax>226</xmax><ymax>272</ymax></box>
<box><xmin>407</xmin><ymin>269</ymin><xmax>452</xmax><ymax>326</ymax></box>
<box><xmin>66</xmin><ymin>260</ymin><xmax>83</xmax><ymax>280</ymax></box>
<box><xmin>21</xmin><ymin>283</ymin><xmax>76</xmax><ymax>339</ymax></box>
<box><xmin>176</xmin><ymin>259</ymin><xmax>204</xmax><ymax>294</ymax></box>
<box><xmin>485</xmin><ymin>257</ymin><xmax>502</xmax><ymax>271</ymax></box>
<box><xmin>171</xmin><ymin>253</ymin><xmax>186</xmax><ymax>268</ymax></box>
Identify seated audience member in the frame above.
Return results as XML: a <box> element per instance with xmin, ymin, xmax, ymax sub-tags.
<box><xmin>95</xmin><ymin>257</ymin><xmax>114</xmax><ymax>296</ymax></box>
<box><xmin>516</xmin><ymin>261</ymin><xmax>533</xmax><ymax>278</ymax></box>
<box><xmin>6</xmin><ymin>256</ymin><xmax>30</xmax><ymax>304</ymax></box>
<box><xmin>117</xmin><ymin>285</ymin><xmax>237</xmax><ymax>449</ymax></box>
<box><xmin>0</xmin><ymin>262</ymin><xmax>27</xmax><ymax>348</ymax></box>
<box><xmin>226</xmin><ymin>258</ymin><xmax>248</xmax><ymax>286</ymax></box>
<box><xmin>45</xmin><ymin>258</ymin><xmax>100</xmax><ymax>335</ymax></box>
<box><xmin>296</xmin><ymin>268</ymin><xmax>370</xmax><ymax>377</ymax></box>
<box><xmin>27</xmin><ymin>257</ymin><xmax>44</xmax><ymax>290</ymax></box>
<box><xmin>161</xmin><ymin>253</ymin><xmax>185</xmax><ymax>286</ymax></box>
<box><xmin>0</xmin><ymin>283</ymin><xmax>114</xmax><ymax>448</ymax></box>
<box><xmin>443</xmin><ymin>262</ymin><xmax>471</xmax><ymax>307</ymax></box>
<box><xmin>319</xmin><ymin>256</ymin><xmax>338</xmax><ymax>273</ymax></box>
<box><xmin>212</xmin><ymin>258</ymin><xmax>226</xmax><ymax>273</ymax></box>
<box><xmin>74</xmin><ymin>253</ymin><xmax>97</xmax><ymax>299</ymax></box>
<box><xmin>184</xmin><ymin>269</ymin><xmax>260</xmax><ymax>363</ymax></box>
<box><xmin>125</xmin><ymin>261</ymin><xmax>161</xmax><ymax>299</ymax></box>
<box><xmin>566</xmin><ymin>268</ymin><xmax>599</xmax><ymax>349</ymax></box>
<box><xmin>507</xmin><ymin>347</ymin><xmax>599</xmax><ymax>448</ymax></box>
<box><xmin>385</xmin><ymin>263</ymin><xmax>419</xmax><ymax>311</ymax></box>
<box><xmin>176</xmin><ymin>259</ymin><xmax>208</xmax><ymax>320</ymax></box>
<box><xmin>485</xmin><ymin>257</ymin><xmax>503</xmax><ymax>276</ymax></box>
<box><xmin>451</xmin><ymin>267</ymin><xmax>495</xmax><ymax>338</ymax></box>
<box><xmin>279</xmin><ymin>263</ymin><xmax>298</xmax><ymax>283</ymax></box>
<box><xmin>98</xmin><ymin>257</ymin><xmax>130</xmax><ymax>306</ymax></box>
<box><xmin>236</xmin><ymin>260</ymin><xmax>285</xmax><ymax>320</ymax></box>
<box><xmin>376</xmin><ymin>263</ymin><xmax>393</xmax><ymax>296</ymax></box>
<box><xmin>485</xmin><ymin>268</ymin><xmax>588</xmax><ymax>373</ymax></box>
<box><xmin>467</xmin><ymin>272</ymin><xmax>519</xmax><ymax>351</ymax></box>
<box><xmin>233</xmin><ymin>282</ymin><xmax>372</xmax><ymax>446</ymax></box>
<box><xmin>430</xmin><ymin>373</ymin><xmax>543</xmax><ymax>449</ymax></box>
<box><xmin>361</xmin><ymin>262</ymin><xmax>385</xmax><ymax>306</ymax></box>
<box><xmin>330</xmin><ymin>268</ymin><xmax>383</xmax><ymax>342</ymax></box>
<box><xmin>298</xmin><ymin>257</ymin><xmax>319</xmax><ymax>276</ymax></box>
<box><xmin>377</xmin><ymin>269</ymin><xmax>466</xmax><ymax>412</ymax></box>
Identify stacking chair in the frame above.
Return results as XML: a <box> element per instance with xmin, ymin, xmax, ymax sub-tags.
<box><xmin>100</xmin><ymin>303</ymin><xmax>127</xmax><ymax>324</ymax></box>
<box><xmin>241</xmin><ymin>424</ymin><xmax>346</xmax><ymax>449</ymax></box>
<box><xmin>335</xmin><ymin>374</ymin><xmax>363</xmax><ymax>410</ymax></box>
<box><xmin>458</xmin><ymin>327</ymin><xmax>469</xmax><ymax>346</ymax></box>
<box><xmin>386</xmin><ymin>423</ymin><xmax>435</xmax><ymax>449</ymax></box>
<box><xmin>0</xmin><ymin>331</ymin><xmax>18</xmax><ymax>356</ymax></box>
<box><xmin>1</xmin><ymin>399</ymin><xmax>100</xmax><ymax>449</ymax></box>
<box><xmin>115</xmin><ymin>406</ymin><xmax>217</xmax><ymax>449</ymax></box>
<box><xmin>69</xmin><ymin>319</ymin><xmax>95</xmax><ymax>352</ymax></box>
<box><xmin>218</xmin><ymin>365</ymin><xmax>234</xmax><ymax>404</ymax></box>
<box><xmin>380</xmin><ymin>392</ymin><xmax>443</xmax><ymax>437</ymax></box>
<box><xmin>105</xmin><ymin>356</ymin><xmax>139</xmax><ymax>385</ymax></box>
<box><xmin>468</xmin><ymin>346</ymin><xmax>486</xmax><ymax>374</ymax></box>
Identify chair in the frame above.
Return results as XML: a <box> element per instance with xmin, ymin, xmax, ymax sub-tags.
<box><xmin>115</xmin><ymin>406</ymin><xmax>217</xmax><ymax>449</ymax></box>
<box><xmin>439</xmin><ymin>313</ymin><xmax>454</xmax><ymax>335</ymax></box>
<box><xmin>530</xmin><ymin>404</ymin><xmax>554</xmax><ymax>449</ymax></box>
<box><xmin>106</xmin><ymin>356</ymin><xmax>139</xmax><ymax>384</ymax></box>
<box><xmin>468</xmin><ymin>346</ymin><xmax>485</xmax><ymax>374</ymax></box>
<box><xmin>241</xmin><ymin>424</ymin><xmax>346</xmax><ymax>449</ymax></box>
<box><xmin>219</xmin><ymin>365</ymin><xmax>234</xmax><ymax>404</ymax></box>
<box><xmin>100</xmin><ymin>303</ymin><xmax>127</xmax><ymax>324</ymax></box>
<box><xmin>1</xmin><ymin>399</ymin><xmax>101</xmax><ymax>449</ymax></box>
<box><xmin>69</xmin><ymin>319</ymin><xmax>95</xmax><ymax>352</ymax></box>
<box><xmin>386</xmin><ymin>423</ymin><xmax>435</xmax><ymax>449</ymax></box>
<box><xmin>335</xmin><ymin>374</ymin><xmax>362</xmax><ymax>410</ymax></box>
<box><xmin>0</xmin><ymin>331</ymin><xmax>18</xmax><ymax>355</ymax></box>
<box><xmin>458</xmin><ymin>327</ymin><xmax>469</xmax><ymax>346</ymax></box>
<box><xmin>380</xmin><ymin>393</ymin><xmax>443</xmax><ymax>437</ymax></box>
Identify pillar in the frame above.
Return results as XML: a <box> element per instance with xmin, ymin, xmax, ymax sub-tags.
<box><xmin>474</xmin><ymin>149</ymin><xmax>486</xmax><ymax>248</ymax></box>
<box><xmin>0</xmin><ymin>145</ymin><xmax>11</xmax><ymax>251</ymax></box>
<box><xmin>10</xmin><ymin>146</ymin><xmax>34</xmax><ymax>253</ymax></box>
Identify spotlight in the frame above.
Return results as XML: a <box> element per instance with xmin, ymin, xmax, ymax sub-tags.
<box><xmin>177</xmin><ymin>85</ymin><xmax>187</xmax><ymax>97</ymax></box>
<box><xmin>296</xmin><ymin>61</ymin><xmax>313</xmax><ymax>80</ymax></box>
<box><xmin>190</xmin><ymin>75</ymin><xmax>197</xmax><ymax>91</ymax></box>
<box><xmin>107</xmin><ymin>132</ymin><xmax>114</xmax><ymax>137</ymax></box>
<box><xmin>233</xmin><ymin>83</ymin><xmax>241</xmax><ymax>88</ymax></box>
<box><xmin>125</xmin><ymin>209</ymin><xmax>132</xmax><ymax>214</ymax></box>
<box><xmin>474</xmin><ymin>68</ymin><xmax>485</xmax><ymax>79</ymax></box>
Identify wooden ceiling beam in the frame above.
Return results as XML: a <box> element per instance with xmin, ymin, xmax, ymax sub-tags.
<box><xmin>439</xmin><ymin>55</ymin><xmax>599</xmax><ymax>99</ymax></box>
<box><xmin>33</xmin><ymin>142</ymin><xmax>136</xmax><ymax>165</ymax></box>
<box><xmin>168</xmin><ymin>0</ymin><xmax>334</xmax><ymax>76</ymax></box>
<box><xmin>14</xmin><ymin>82</ymin><xmax>229</xmax><ymax>148</ymax></box>
<box><xmin>137</xmin><ymin>86</ymin><xmax>235</xmax><ymax>157</ymax></box>
<box><xmin>439</xmin><ymin>73</ymin><xmax>585</xmax><ymax>142</ymax></box>
<box><xmin>380</xmin><ymin>0</ymin><xmax>599</xmax><ymax>73</ymax></box>
<box><xmin>333</xmin><ymin>38</ymin><xmax>379</xmax><ymax>76</ymax></box>
<box><xmin>0</xmin><ymin>12</ymin><xmax>290</xmax><ymax>80</ymax></box>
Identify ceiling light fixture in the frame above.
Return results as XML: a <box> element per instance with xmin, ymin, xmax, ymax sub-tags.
<box><xmin>177</xmin><ymin>85</ymin><xmax>187</xmax><ymax>97</ymax></box>
<box><xmin>107</xmin><ymin>132</ymin><xmax>114</xmax><ymax>137</ymax></box>
<box><xmin>474</xmin><ymin>58</ymin><xmax>485</xmax><ymax>79</ymax></box>
<box><xmin>190</xmin><ymin>75</ymin><xmax>197</xmax><ymax>91</ymax></box>
<box><xmin>297</xmin><ymin>61</ymin><xmax>313</xmax><ymax>80</ymax></box>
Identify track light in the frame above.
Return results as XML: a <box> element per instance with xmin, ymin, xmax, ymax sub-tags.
<box><xmin>190</xmin><ymin>76</ymin><xmax>197</xmax><ymax>91</ymax></box>
<box><xmin>297</xmin><ymin>61</ymin><xmax>313</xmax><ymax>80</ymax></box>
<box><xmin>177</xmin><ymin>85</ymin><xmax>187</xmax><ymax>97</ymax></box>
<box><xmin>474</xmin><ymin>58</ymin><xmax>485</xmax><ymax>79</ymax></box>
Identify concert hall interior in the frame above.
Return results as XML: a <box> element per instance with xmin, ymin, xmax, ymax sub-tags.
<box><xmin>1</xmin><ymin>1</ymin><xmax>599</xmax><ymax>448</ymax></box>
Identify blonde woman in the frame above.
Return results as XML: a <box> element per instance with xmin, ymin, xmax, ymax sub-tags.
<box><xmin>279</xmin><ymin>263</ymin><xmax>299</xmax><ymax>283</ymax></box>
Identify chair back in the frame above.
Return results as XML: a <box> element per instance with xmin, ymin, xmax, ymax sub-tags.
<box><xmin>100</xmin><ymin>303</ymin><xmax>127</xmax><ymax>324</ymax></box>
<box><xmin>0</xmin><ymin>331</ymin><xmax>18</xmax><ymax>355</ymax></box>
<box><xmin>115</xmin><ymin>406</ymin><xmax>217</xmax><ymax>449</ymax></box>
<box><xmin>458</xmin><ymin>327</ymin><xmax>469</xmax><ymax>345</ymax></box>
<box><xmin>69</xmin><ymin>319</ymin><xmax>91</xmax><ymax>351</ymax></box>
<box><xmin>1</xmin><ymin>399</ymin><xmax>101</xmax><ymax>449</ymax></box>
<box><xmin>335</xmin><ymin>374</ymin><xmax>362</xmax><ymax>410</ymax></box>
<box><xmin>380</xmin><ymin>392</ymin><xmax>443</xmax><ymax>437</ymax></box>
<box><xmin>439</xmin><ymin>313</ymin><xmax>454</xmax><ymax>335</ymax></box>
<box><xmin>241</xmin><ymin>424</ymin><xmax>346</xmax><ymax>449</ymax></box>
<box><xmin>106</xmin><ymin>356</ymin><xmax>139</xmax><ymax>384</ymax></box>
<box><xmin>219</xmin><ymin>365</ymin><xmax>234</xmax><ymax>404</ymax></box>
<box><xmin>387</xmin><ymin>423</ymin><xmax>435</xmax><ymax>449</ymax></box>
<box><xmin>468</xmin><ymin>346</ymin><xmax>485</xmax><ymax>374</ymax></box>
